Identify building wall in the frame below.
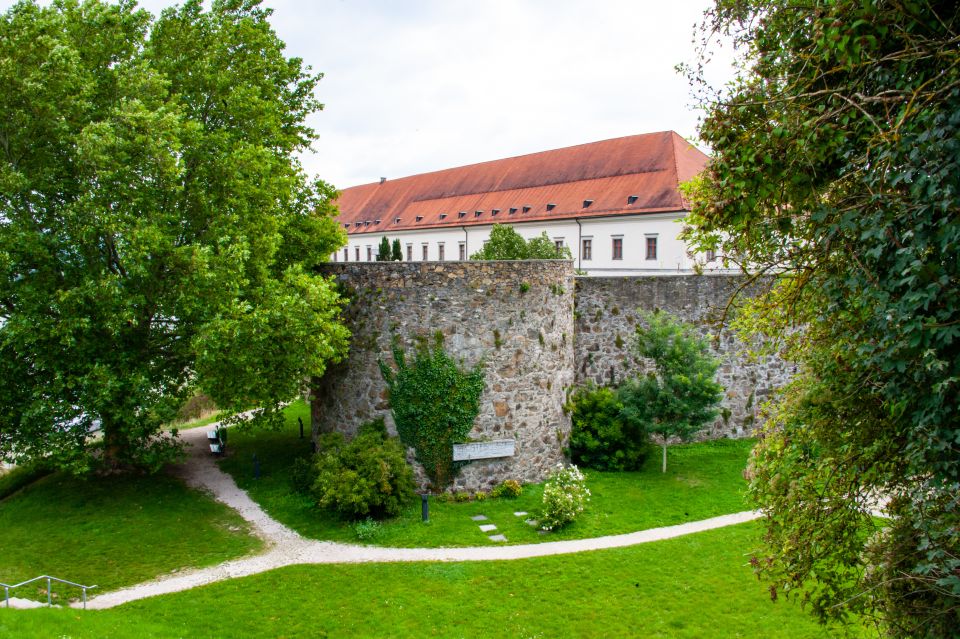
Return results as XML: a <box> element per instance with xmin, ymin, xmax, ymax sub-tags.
<box><xmin>334</xmin><ymin>213</ymin><xmax>727</xmax><ymax>275</ymax></box>
<box><xmin>573</xmin><ymin>275</ymin><xmax>793</xmax><ymax>439</ymax></box>
<box><xmin>311</xmin><ymin>260</ymin><xmax>575</xmax><ymax>492</ymax></box>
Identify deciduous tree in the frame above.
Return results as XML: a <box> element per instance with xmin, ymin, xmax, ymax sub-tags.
<box><xmin>470</xmin><ymin>224</ymin><xmax>572</xmax><ymax>260</ymax></box>
<box><xmin>0</xmin><ymin>0</ymin><xmax>349</xmax><ymax>473</ymax></box>
<box><xmin>683</xmin><ymin>1</ymin><xmax>959</xmax><ymax>634</ymax></box>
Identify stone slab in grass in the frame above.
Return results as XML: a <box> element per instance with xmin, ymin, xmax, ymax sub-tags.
<box><xmin>513</xmin><ymin>511</ymin><xmax>528</xmax><ymax>517</ymax></box>
<box><xmin>470</xmin><ymin>515</ymin><xmax>488</xmax><ymax>521</ymax></box>
<box><xmin>478</xmin><ymin>524</ymin><xmax>497</xmax><ymax>532</ymax></box>
<box><xmin>525</xmin><ymin>519</ymin><xmax>539</xmax><ymax>527</ymax></box>
<box><xmin>488</xmin><ymin>534</ymin><xmax>507</xmax><ymax>542</ymax></box>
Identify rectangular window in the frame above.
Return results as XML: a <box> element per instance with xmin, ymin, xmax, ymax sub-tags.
<box><xmin>343</xmin><ymin>247</ymin><xmax>348</xmax><ymax>262</ymax></box>
<box><xmin>705</xmin><ymin>249</ymin><xmax>716</xmax><ymax>262</ymax></box>
<box><xmin>366</xmin><ymin>246</ymin><xmax>372</xmax><ymax>262</ymax></box>
<box><xmin>554</xmin><ymin>239</ymin><xmax>564</xmax><ymax>251</ymax></box>
<box><xmin>612</xmin><ymin>237</ymin><xmax>623</xmax><ymax>260</ymax></box>
<box><xmin>458</xmin><ymin>242</ymin><xmax>466</xmax><ymax>260</ymax></box>
<box><xmin>438</xmin><ymin>243</ymin><xmax>445</xmax><ymax>261</ymax></box>
<box><xmin>422</xmin><ymin>243</ymin><xmax>428</xmax><ymax>261</ymax></box>
<box><xmin>645</xmin><ymin>236</ymin><xmax>657</xmax><ymax>260</ymax></box>
<box><xmin>581</xmin><ymin>238</ymin><xmax>592</xmax><ymax>261</ymax></box>
<box><xmin>406</xmin><ymin>244</ymin><xmax>413</xmax><ymax>262</ymax></box>
<box><xmin>355</xmin><ymin>246</ymin><xmax>360</xmax><ymax>262</ymax></box>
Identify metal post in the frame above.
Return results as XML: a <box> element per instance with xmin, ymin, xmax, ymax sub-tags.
<box><xmin>298</xmin><ymin>416</ymin><xmax>304</xmax><ymax>439</ymax></box>
<box><xmin>46</xmin><ymin>577</ymin><xmax>51</xmax><ymax>607</ymax></box>
<box><xmin>82</xmin><ymin>587</ymin><xmax>87</xmax><ymax>609</ymax></box>
<box><xmin>4</xmin><ymin>586</ymin><xmax>8</xmax><ymax>607</ymax></box>
<box><xmin>253</xmin><ymin>453</ymin><xmax>260</xmax><ymax>479</ymax></box>
<box><xmin>421</xmin><ymin>493</ymin><xmax>429</xmax><ymax>522</ymax></box>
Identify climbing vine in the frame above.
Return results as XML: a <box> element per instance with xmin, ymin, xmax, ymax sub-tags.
<box><xmin>379</xmin><ymin>333</ymin><xmax>485</xmax><ymax>489</ymax></box>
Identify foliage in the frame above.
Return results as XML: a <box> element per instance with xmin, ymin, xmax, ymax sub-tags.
<box><xmin>454</xmin><ymin>491</ymin><xmax>471</xmax><ymax>503</ymax></box>
<box><xmin>0</xmin><ymin>462</ymin><xmax>52</xmax><ymax>501</ymax></box>
<box><xmin>289</xmin><ymin>455</ymin><xmax>317</xmax><ymax>495</ymax></box>
<box><xmin>566</xmin><ymin>384</ymin><xmax>649</xmax><ymax>471</ymax></box>
<box><xmin>312</xmin><ymin>418</ymin><xmax>415</xmax><ymax>520</ymax></box>
<box><xmin>376</xmin><ymin>236</ymin><xmax>392</xmax><ymax>261</ymax></box>
<box><xmin>538</xmin><ymin>464</ymin><xmax>590</xmax><ymax>531</ymax></box>
<box><xmin>391</xmin><ymin>238</ymin><xmax>403</xmax><ymax>261</ymax></box>
<box><xmin>0</xmin><ymin>0</ymin><xmax>349</xmax><ymax>473</ymax></box>
<box><xmin>683</xmin><ymin>0</ymin><xmax>960</xmax><ymax>633</ymax></box>
<box><xmin>379</xmin><ymin>335</ymin><xmax>485</xmax><ymax>488</ymax></box>
<box><xmin>490</xmin><ymin>479</ymin><xmax>523</xmax><ymax>499</ymax></box>
<box><xmin>352</xmin><ymin>517</ymin><xmax>383</xmax><ymax>541</ymax></box>
<box><xmin>617</xmin><ymin>311</ymin><xmax>722</xmax><ymax>472</ymax></box>
<box><xmin>470</xmin><ymin>224</ymin><xmax>572</xmax><ymax>260</ymax></box>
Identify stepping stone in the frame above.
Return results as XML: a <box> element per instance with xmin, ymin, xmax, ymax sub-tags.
<box><xmin>478</xmin><ymin>524</ymin><xmax>497</xmax><ymax>532</ymax></box>
<box><xmin>513</xmin><ymin>511</ymin><xmax>528</xmax><ymax>517</ymax></box>
<box><xmin>470</xmin><ymin>515</ymin><xmax>489</xmax><ymax>521</ymax></box>
<box><xmin>525</xmin><ymin>519</ymin><xmax>539</xmax><ymax>527</ymax></box>
<box><xmin>488</xmin><ymin>534</ymin><xmax>508</xmax><ymax>542</ymax></box>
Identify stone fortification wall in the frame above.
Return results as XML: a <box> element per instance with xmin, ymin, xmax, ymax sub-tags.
<box><xmin>573</xmin><ymin>275</ymin><xmax>793</xmax><ymax>439</ymax></box>
<box><xmin>311</xmin><ymin>261</ymin><xmax>575</xmax><ymax>492</ymax></box>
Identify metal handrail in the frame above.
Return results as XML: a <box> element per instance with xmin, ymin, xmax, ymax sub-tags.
<box><xmin>1</xmin><ymin>575</ymin><xmax>97</xmax><ymax>609</ymax></box>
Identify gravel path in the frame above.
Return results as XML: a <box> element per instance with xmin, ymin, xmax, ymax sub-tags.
<box><xmin>73</xmin><ymin>424</ymin><xmax>761</xmax><ymax>610</ymax></box>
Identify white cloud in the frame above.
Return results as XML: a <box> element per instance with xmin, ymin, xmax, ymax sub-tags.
<box><xmin>2</xmin><ymin>0</ymin><xmax>735</xmax><ymax>188</ymax></box>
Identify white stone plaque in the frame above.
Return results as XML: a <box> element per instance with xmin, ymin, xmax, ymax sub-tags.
<box><xmin>452</xmin><ymin>439</ymin><xmax>515</xmax><ymax>461</ymax></box>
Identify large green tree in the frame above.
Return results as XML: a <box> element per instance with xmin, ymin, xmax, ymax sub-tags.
<box><xmin>0</xmin><ymin>0</ymin><xmax>349</xmax><ymax>473</ymax></box>
<box><xmin>684</xmin><ymin>1</ymin><xmax>959</xmax><ymax>635</ymax></box>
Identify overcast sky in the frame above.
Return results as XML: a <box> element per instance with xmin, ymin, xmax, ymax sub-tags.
<box><xmin>4</xmin><ymin>0</ymin><xmax>735</xmax><ymax>190</ymax></box>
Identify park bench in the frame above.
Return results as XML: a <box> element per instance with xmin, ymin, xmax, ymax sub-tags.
<box><xmin>207</xmin><ymin>428</ymin><xmax>227</xmax><ymax>455</ymax></box>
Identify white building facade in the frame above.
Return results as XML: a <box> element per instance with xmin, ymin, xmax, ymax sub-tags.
<box><xmin>332</xmin><ymin>131</ymin><xmax>723</xmax><ymax>274</ymax></box>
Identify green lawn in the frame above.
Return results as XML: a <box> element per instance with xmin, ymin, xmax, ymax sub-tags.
<box><xmin>218</xmin><ymin>401</ymin><xmax>754</xmax><ymax>547</ymax></box>
<box><xmin>0</xmin><ymin>472</ymin><xmax>262</xmax><ymax>602</ymax></box>
<box><xmin>0</xmin><ymin>522</ymin><xmax>870</xmax><ymax>638</ymax></box>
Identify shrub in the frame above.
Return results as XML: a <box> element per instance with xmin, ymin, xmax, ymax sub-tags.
<box><xmin>539</xmin><ymin>464</ymin><xmax>590</xmax><ymax>531</ymax></box>
<box><xmin>289</xmin><ymin>456</ymin><xmax>317</xmax><ymax>495</ymax></box>
<box><xmin>491</xmin><ymin>479</ymin><xmax>522</xmax><ymax>499</ymax></box>
<box><xmin>565</xmin><ymin>384</ymin><xmax>648</xmax><ymax>471</ymax></box>
<box><xmin>454</xmin><ymin>491</ymin><xmax>471</xmax><ymax>502</ymax></box>
<box><xmin>0</xmin><ymin>463</ymin><xmax>52</xmax><ymax>500</ymax></box>
<box><xmin>312</xmin><ymin>418</ymin><xmax>415</xmax><ymax>519</ymax></box>
<box><xmin>475</xmin><ymin>490</ymin><xmax>488</xmax><ymax>501</ymax></box>
<box><xmin>352</xmin><ymin>517</ymin><xmax>383</xmax><ymax>541</ymax></box>
<box><xmin>379</xmin><ymin>334</ymin><xmax>485</xmax><ymax>489</ymax></box>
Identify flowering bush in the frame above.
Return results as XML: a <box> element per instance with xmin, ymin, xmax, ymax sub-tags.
<box><xmin>491</xmin><ymin>479</ymin><xmax>523</xmax><ymax>498</ymax></box>
<box><xmin>539</xmin><ymin>464</ymin><xmax>590</xmax><ymax>531</ymax></box>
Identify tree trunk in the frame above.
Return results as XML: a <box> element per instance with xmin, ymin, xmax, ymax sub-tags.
<box><xmin>662</xmin><ymin>442</ymin><xmax>667</xmax><ymax>473</ymax></box>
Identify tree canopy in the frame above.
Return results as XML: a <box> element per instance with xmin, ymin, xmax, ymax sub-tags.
<box><xmin>0</xmin><ymin>0</ymin><xmax>349</xmax><ymax>473</ymax></box>
<box><xmin>470</xmin><ymin>224</ymin><xmax>573</xmax><ymax>260</ymax></box>
<box><xmin>684</xmin><ymin>1</ymin><xmax>959</xmax><ymax>634</ymax></box>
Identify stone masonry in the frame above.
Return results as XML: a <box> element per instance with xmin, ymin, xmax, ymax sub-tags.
<box><xmin>312</xmin><ymin>261</ymin><xmax>575</xmax><ymax>491</ymax></box>
<box><xmin>574</xmin><ymin>275</ymin><xmax>794</xmax><ymax>439</ymax></box>
<box><xmin>311</xmin><ymin>263</ymin><xmax>792</xmax><ymax>491</ymax></box>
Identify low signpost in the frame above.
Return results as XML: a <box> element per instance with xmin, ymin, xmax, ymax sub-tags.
<box><xmin>452</xmin><ymin>439</ymin><xmax>515</xmax><ymax>462</ymax></box>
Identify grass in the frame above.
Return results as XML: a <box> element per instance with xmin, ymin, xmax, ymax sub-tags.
<box><xmin>163</xmin><ymin>411</ymin><xmax>223</xmax><ymax>432</ymax></box>
<box><xmin>218</xmin><ymin>401</ymin><xmax>754</xmax><ymax>547</ymax></box>
<box><xmin>0</xmin><ymin>471</ymin><xmax>262</xmax><ymax>601</ymax></box>
<box><xmin>0</xmin><ymin>522</ymin><xmax>870</xmax><ymax>638</ymax></box>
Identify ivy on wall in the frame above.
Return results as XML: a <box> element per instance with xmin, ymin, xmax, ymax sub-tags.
<box><xmin>379</xmin><ymin>333</ymin><xmax>485</xmax><ymax>489</ymax></box>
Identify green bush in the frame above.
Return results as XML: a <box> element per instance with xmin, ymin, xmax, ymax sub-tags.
<box><xmin>312</xmin><ymin>418</ymin><xmax>415</xmax><ymax>520</ymax></box>
<box><xmin>565</xmin><ymin>384</ymin><xmax>648</xmax><ymax>471</ymax></box>
<box><xmin>352</xmin><ymin>517</ymin><xmax>383</xmax><ymax>541</ymax></box>
<box><xmin>0</xmin><ymin>463</ymin><xmax>52</xmax><ymax>500</ymax></box>
<box><xmin>289</xmin><ymin>456</ymin><xmax>317</xmax><ymax>495</ymax></box>
<box><xmin>491</xmin><ymin>479</ymin><xmax>522</xmax><ymax>498</ymax></box>
<box><xmin>539</xmin><ymin>464</ymin><xmax>590</xmax><ymax>531</ymax></box>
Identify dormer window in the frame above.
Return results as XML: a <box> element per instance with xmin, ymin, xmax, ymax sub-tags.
<box><xmin>458</xmin><ymin>211</ymin><xmax>467</xmax><ymax>218</ymax></box>
<box><xmin>546</xmin><ymin>203</ymin><xmax>557</xmax><ymax>211</ymax></box>
<box><xmin>343</xmin><ymin>223</ymin><xmax>350</xmax><ymax>229</ymax></box>
<box><xmin>509</xmin><ymin>207</ymin><xmax>518</xmax><ymax>214</ymax></box>
<box><xmin>364</xmin><ymin>220</ymin><xmax>371</xmax><ymax>226</ymax></box>
<box><xmin>582</xmin><ymin>199</ymin><xmax>593</xmax><ymax>208</ymax></box>
<box><xmin>627</xmin><ymin>195</ymin><xmax>639</xmax><ymax>204</ymax></box>
<box><xmin>416</xmin><ymin>215</ymin><xmax>424</xmax><ymax>222</ymax></box>
<box><xmin>394</xmin><ymin>217</ymin><xmax>401</xmax><ymax>224</ymax></box>
<box><xmin>491</xmin><ymin>209</ymin><xmax>500</xmax><ymax>216</ymax></box>
<box><xmin>374</xmin><ymin>219</ymin><xmax>381</xmax><ymax>224</ymax></box>
<box><xmin>355</xmin><ymin>222</ymin><xmax>363</xmax><ymax>227</ymax></box>
<box><xmin>522</xmin><ymin>205</ymin><xmax>531</xmax><ymax>213</ymax></box>
<box><xmin>439</xmin><ymin>213</ymin><xmax>447</xmax><ymax>220</ymax></box>
<box><xmin>474</xmin><ymin>210</ymin><xmax>483</xmax><ymax>217</ymax></box>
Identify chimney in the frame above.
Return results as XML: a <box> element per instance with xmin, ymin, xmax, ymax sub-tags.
<box><xmin>380</xmin><ymin>177</ymin><xmax>387</xmax><ymax>184</ymax></box>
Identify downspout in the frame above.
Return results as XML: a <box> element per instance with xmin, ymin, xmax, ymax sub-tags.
<box><xmin>574</xmin><ymin>218</ymin><xmax>582</xmax><ymax>272</ymax></box>
<box><xmin>461</xmin><ymin>225</ymin><xmax>468</xmax><ymax>260</ymax></box>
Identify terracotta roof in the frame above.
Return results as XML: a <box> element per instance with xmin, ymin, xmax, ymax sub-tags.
<box><xmin>335</xmin><ymin>131</ymin><xmax>708</xmax><ymax>235</ymax></box>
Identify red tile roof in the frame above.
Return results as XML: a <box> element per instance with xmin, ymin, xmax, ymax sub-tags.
<box><xmin>335</xmin><ymin>131</ymin><xmax>708</xmax><ymax>235</ymax></box>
